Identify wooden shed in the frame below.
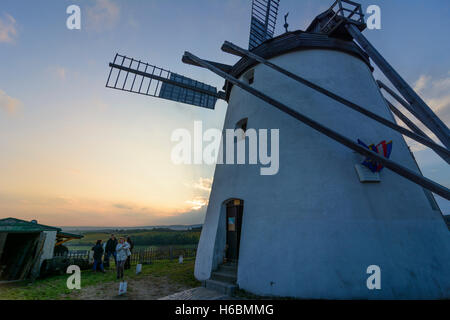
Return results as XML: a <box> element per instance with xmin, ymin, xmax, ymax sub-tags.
<box><xmin>0</xmin><ymin>218</ymin><xmax>82</xmax><ymax>281</ymax></box>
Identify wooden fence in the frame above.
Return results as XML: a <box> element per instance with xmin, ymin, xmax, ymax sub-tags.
<box><xmin>128</xmin><ymin>246</ymin><xmax>197</xmax><ymax>265</ymax></box>
<box><xmin>61</xmin><ymin>250</ymin><xmax>90</xmax><ymax>260</ymax></box>
<box><xmin>44</xmin><ymin>250</ymin><xmax>92</xmax><ymax>276</ymax></box>
<box><xmin>55</xmin><ymin>246</ymin><xmax>197</xmax><ymax>266</ymax></box>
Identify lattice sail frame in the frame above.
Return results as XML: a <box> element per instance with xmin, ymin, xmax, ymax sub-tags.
<box><xmin>249</xmin><ymin>0</ymin><xmax>280</xmax><ymax>50</ymax></box>
<box><xmin>106</xmin><ymin>54</ymin><xmax>219</xmax><ymax>109</ymax></box>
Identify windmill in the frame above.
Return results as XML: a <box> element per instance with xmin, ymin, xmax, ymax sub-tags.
<box><xmin>106</xmin><ymin>0</ymin><xmax>281</xmax><ymax>110</ymax></box>
<box><xmin>106</xmin><ymin>0</ymin><xmax>450</xmax><ymax>299</ymax></box>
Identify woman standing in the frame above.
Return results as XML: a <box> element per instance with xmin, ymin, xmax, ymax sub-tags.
<box><xmin>115</xmin><ymin>237</ymin><xmax>130</xmax><ymax>279</ymax></box>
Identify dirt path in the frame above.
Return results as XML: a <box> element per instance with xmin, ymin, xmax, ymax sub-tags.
<box><xmin>70</xmin><ymin>274</ymin><xmax>192</xmax><ymax>300</ymax></box>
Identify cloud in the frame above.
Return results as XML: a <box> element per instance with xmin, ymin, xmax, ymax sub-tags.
<box><xmin>413</xmin><ymin>75</ymin><xmax>431</xmax><ymax>94</ymax></box>
<box><xmin>113</xmin><ymin>203</ymin><xmax>134</xmax><ymax>210</ymax></box>
<box><xmin>181</xmin><ymin>178</ymin><xmax>212</xmax><ymax>211</ymax></box>
<box><xmin>0</xmin><ymin>90</ymin><xmax>21</xmax><ymax>114</ymax></box>
<box><xmin>400</xmin><ymin>73</ymin><xmax>450</xmax><ymax>152</ymax></box>
<box><xmin>192</xmin><ymin>177</ymin><xmax>213</xmax><ymax>192</ymax></box>
<box><xmin>413</xmin><ymin>74</ymin><xmax>450</xmax><ymax>120</ymax></box>
<box><xmin>0</xmin><ymin>13</ymin><xmax>17</xmax><ymax>43</ymax></box>
<box><xmin>0</xmin><ymin>192</ymin><xmax>208</xmax><ymax>227</ymax></box>
<box><xmin>47</xmin><ymin>66</ymin><xmax>68</xmax><ymax>81</ymax></box>
<box><xmin>86</xmin><ymin>0</ymin><xmax>120</xmax><ymax>32</ymax></box>
<box><xmin>54</xmin><ymin>67</ymin><xmax>67</xmax><ymax>80</ymax></box>
<box><xmin>432</xmin><ymin>77</ymin><xmax>450</xmax><ymax>91</ymax></box>
<box><xmin>185</xmin><ymin>197</ymin><xmax>209</xmax><ymax>211</ymax></box>
<box><xmin>155</xmin><ymin>209</ymin><xmax>206</xmax><ymax>226</ymax></box>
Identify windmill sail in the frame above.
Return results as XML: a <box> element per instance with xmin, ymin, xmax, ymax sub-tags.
<box><xmin>106</xmin><ymin>54</ymin><xmax>219</xmax><ymax>109</ymax></box>
<box><xmin>249</xmin><ymin>0</ymin><xmax>280</xmax><ymax>50</ymax></box>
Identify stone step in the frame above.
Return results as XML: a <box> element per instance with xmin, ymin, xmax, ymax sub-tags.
<box><xmin>217</xmin><ymin>264</ymin><xmax>237</xmax><ymax>273</ymax></box>
<box><xmin>211</xmin><ymin>271</ymin><xmax>237</xmax><ymax>284</ymax></box>
<box><xmin>223</xmin><ymin>262</ymin><xmax>237</xmax><ymax>267</ymax></box>
<box><xmin>216</xmin><ymin>266</ymin><xmax>237</xmax><ymax>275</ymax></box>
<box><xmin>204</xmin><ymin>279</ymin><xmax>237</xmax><ymax>296</ymax></box>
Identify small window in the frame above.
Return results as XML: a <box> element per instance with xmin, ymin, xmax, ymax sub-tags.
<box><xmin>243</xmin><ymin>69</ymin><xmax>255</xmax><ymax>85</ymax></box>
<box><xmin>235</xmin><ymin>118</ymin><xmax>248</xmax><ymax>141</ymax></box>
<box><xmin>236</xmin><ymin>118</ymin><xmax>248</xmax><ymax>132</ymax></box>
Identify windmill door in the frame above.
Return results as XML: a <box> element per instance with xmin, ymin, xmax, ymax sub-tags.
<box><xmin>226</xmin><ymin>200</ymin><xmax>244</xmax><ymax>262</ymax></box>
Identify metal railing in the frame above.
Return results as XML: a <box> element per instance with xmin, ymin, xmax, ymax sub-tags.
<box><xmin>321</xmin><ymin>0</ymin><xmax>364</xmax><ymax>34</ymax></box>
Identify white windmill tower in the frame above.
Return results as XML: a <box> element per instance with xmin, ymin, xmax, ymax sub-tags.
<box><xmin>106</xmin><ymin>0</ymin><xmax>450</xmax><ymax>299</ymax></box>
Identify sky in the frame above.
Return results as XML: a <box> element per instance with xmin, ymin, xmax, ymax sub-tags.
<box><xmin>0</xmin><ymin>0</ymin><xmax>449</xmax><ymax>227</ymax></box>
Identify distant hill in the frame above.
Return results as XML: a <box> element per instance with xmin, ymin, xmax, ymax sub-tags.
<box><xmin>66</xmin><ymin>227</ymin><xmax>202</xmax><ymax>247</ymax></box>
<box><xmin>61</xmin><ymin>224</ymin><xmax>203</xmax><ymax>233</ymax></box>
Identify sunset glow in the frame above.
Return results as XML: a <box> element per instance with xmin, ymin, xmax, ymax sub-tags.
<box><xmin>0</xmin><ymin>0</ymin><xmax>448</xmax><ymax>227</ymax></box>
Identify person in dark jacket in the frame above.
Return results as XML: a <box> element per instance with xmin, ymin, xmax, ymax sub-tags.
<box><xmin>124</xmin><ymin>236</ymin><xmax>134</xmax><ymax>270</ymax></box>
<box><xmin>104</xmin><ymin>234</ymin><xmax>118</xmax><ymax>268</ymax></box>
<box><xmin>92</xmin><ymin>240</ymin><xmax>105</xmax><ymax>273</ymax></box>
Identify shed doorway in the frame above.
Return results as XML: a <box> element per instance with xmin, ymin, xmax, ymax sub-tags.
<box><xmin>0</xmin><ymin>232</ymin><xmax>41</xmax><ymax>281</ymax></box>
<box><xmin>226</xmin><ymin>199</ymin><xmax>244</xmax><ymax>263</ymax></box>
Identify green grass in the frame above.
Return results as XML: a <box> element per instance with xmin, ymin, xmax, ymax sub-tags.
<box><xmin>137</xmin><ymin>258</ymin><xmax>199</xmax><ymax>288</ymax></box>
<box><xmin>0</xmin><ymin>259</ymin><xmax>199</xmax><ymax>300</ymax></box>
<box><xmin>68</xmin><ymin>229</ymin><xmax>200</xmax><ymax>247</ymax></box>
<box><xmin>67</xmin><ymin>244</ymin><xmax>197</xmax><ymax>251</ymax></box>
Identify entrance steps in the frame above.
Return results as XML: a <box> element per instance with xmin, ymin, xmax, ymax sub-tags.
<box><xmin>204</xmin><ymin>262</ymin><xmax>237</xmax><ymax>295</ymax></box>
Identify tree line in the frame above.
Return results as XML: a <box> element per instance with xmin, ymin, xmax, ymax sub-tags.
<box><xmin>69</xmin><ymin>229</ymin><xmax>201</xmax><ymax>246</ymax></box>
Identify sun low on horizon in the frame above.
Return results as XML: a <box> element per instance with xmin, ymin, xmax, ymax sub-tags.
<box><xmin>0</xmin><ymin>0</ymin><xmax>237</xmax><ymax>227</ymax></box>
<box><xmin>0</xmin><ymin>0</ymin><xmax>449</xmax><ymax>228</ymax></box>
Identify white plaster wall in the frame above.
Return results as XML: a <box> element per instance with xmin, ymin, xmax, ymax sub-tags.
<box><xmin>195</xmin><ymin>48</ymin><xmax>450</xmax><ymax>299</ymax></box>
<box><xmin>39</xmin><ymin>231</ymin><xmax>57</xmax><ymax>269</ymax></box>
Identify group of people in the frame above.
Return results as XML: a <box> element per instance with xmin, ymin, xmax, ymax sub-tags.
<box><xmin>91</xmin><ymin>234</ymin><xmax>134</xmax><ymax>279</ymax></box>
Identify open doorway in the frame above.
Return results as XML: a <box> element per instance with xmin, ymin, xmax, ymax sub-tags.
<box><xmin>225</xmin><ymin>199</ymin><xmax>244</xmax><ymax>263</ymax></box>
<box><xmin>0</xmin><ymin>232</ymin><xmax>40</xmax><ymax>281</ymax></box>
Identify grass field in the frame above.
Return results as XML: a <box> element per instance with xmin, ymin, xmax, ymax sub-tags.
<box><xmin>68</xmin><ymin>229</ymin><xmax>201</xmax><ymax>247</ymax></box>
<box><xmin>66</xmin><ymin>244</ymin><xmax>197</xmax><ymax>251</ymax></box>
<box><xmin>0</xmin><ymin>259</ymin><xmax>200</xmax><ymax>300</ymax></box>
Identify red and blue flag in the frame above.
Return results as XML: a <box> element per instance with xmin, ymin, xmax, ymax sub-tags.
<box><xmin>357</xmin><ymin>139</ymin><xmax>393</xmax><ymax>173</ymax></box>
